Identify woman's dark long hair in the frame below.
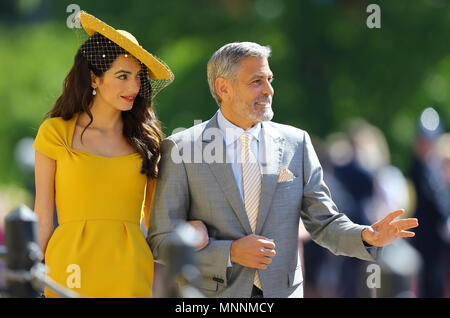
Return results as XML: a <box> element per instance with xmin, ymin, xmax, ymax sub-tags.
<box><xmin>45</xmin><ymin>37</ymin><xmax>163</xmax><ymax>179</ymax></box>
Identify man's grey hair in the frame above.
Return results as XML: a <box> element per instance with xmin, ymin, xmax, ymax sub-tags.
<box><xmin>207</xmin><ymin>42</ymin><xmax>271</xmax><ymax>106</ymax></box>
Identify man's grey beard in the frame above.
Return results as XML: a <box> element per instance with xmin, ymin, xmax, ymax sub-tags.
<box><xmin>259</xmin><ymin>106</ymin><xmax>274</xmax><ymax>122</ymax></box>
<box><xmin>246</xmin><ymin>106</ymin><xmax>274</xmax><ymax>122</ymax></box>
<box><xmin>233</xmin><ymin>91</ymin><xmax>274</xmax><ymax>123</ymax></box>
<box><xmin>250</xmin><ymin>96</ymin><xmax>274</xmax><ymax>122</ymax></box>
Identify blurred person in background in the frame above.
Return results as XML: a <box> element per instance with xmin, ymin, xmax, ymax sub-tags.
<box><xmin>0</xmin><ymin>195</ymin><xmax>5</xmax><ymax>295</ymax></box>
<box><xmin>432</xmin><ymin>134</ymin><xmax>450</xmax><ymax>264</ymax></box>
<box><xmin>410</xmin><ymin>108</ymin><xmax>450</xmax><ymax>297</ymax></box>
<box><xmin>348</xmin><ymin>120</ymin><xmax>421</xmax><ymax>297</ymax></box>
<box><xmin>347</xmin><ymin>120</ymin><xmax>411</xmax><ymax>226</ymax></box>
<box><xmin>0</xmin><ymin>199</ymin><xmax>4</xmax><ymax>247</ymax></box>
<box><xmin>0</xmin><ymin>193</ymin><xmax>5</xmax><ymax>292</ymax></box>
<box><xmin>326</xmin><ymin>123</ymin><xmax>378</xmax><ymax>297</ymax></box>
<box><xmin>302</xmin><ymin>135</ymin><xmax>360</xmax><ymax>297</ymax></box>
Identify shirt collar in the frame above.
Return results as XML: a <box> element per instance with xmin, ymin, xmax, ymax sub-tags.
<box><xmin>217</xmin><ymin>109</ymin><xmax>261</xmax><ymax>146</ymax></box>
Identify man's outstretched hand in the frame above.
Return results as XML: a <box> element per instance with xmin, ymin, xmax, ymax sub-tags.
<box><xmin>362</xmin><ymin>209</ymin><xmax>419</xmax><ymax>247</ymax></box>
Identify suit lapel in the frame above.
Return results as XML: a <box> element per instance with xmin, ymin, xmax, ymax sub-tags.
<box><xmin>202</xmin><ymin>113</ymin><xmax>253</xmax><ymax>234</ymax></box>
<box><xmin>256</xmin><ymin>122</ymin><xmax>284</xmax><ymax>234</ymax></box>
<box><xmin>201</xmin><ymin>114</ymin><xmax>285</xmax><ymax>235</ymax></box>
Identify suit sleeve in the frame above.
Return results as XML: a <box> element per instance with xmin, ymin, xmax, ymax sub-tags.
<box><xmin>147</xmin><ymin>138</ymin><xmax>190</xmax><ymax>262</ymax></box>
<box><xmin>299</xmin><ymin>131</ymin><xmax>381</xmax><ymax>261</ymax></box>
<box><xmin>147</xmin><ymin>138</ymin><xmax>232</xmax><ymax>284</ymax></box>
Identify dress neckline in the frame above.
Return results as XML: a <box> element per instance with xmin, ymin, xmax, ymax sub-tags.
<box><xmin>69</xmin><ymin>113</ymin><xmax>140</xmax><ymax>159</ymax></box>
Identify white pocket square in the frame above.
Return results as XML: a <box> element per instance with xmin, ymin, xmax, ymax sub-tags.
<box><xmin>278</xmin><ymin>168</ymin><xmax>295</xmax><ymax>183</ymax></box>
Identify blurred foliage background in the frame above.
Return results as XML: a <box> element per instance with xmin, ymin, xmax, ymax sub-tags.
<box><xmin>0</xmin><ymin>0</ymin><xmax>449</xmax><ymax>191</ymax></box>
<box><xmin>0</xmin><ymin>0</ymin><xmax>449</xmax><ymax>298</ymax></box>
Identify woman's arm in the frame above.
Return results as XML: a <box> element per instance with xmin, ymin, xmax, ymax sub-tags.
<box><xmin>34</xmin><ymin>150</ymin><xmax>56</xmax><ymax>259</ymax></box>
<box><xmin>143</xmin><ymin>177</ymin><xmax>156</xmax><ymax>231</ymax></box>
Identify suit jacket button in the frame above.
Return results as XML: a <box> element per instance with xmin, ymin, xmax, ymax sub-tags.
<box><xmin>213</xmin><ymin>277</ymin><xmax>224</xmax><ymax>284</ymax></box>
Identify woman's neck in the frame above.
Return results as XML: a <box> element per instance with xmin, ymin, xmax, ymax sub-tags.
<box><xmin>79</xmin><ymin>101</ymin><xmax>123</xmax><ymax>132</ymax></box>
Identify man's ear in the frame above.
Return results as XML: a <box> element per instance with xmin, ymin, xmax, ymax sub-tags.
<box><xmin>215</xmin><ymin>77</ymin><xmax>233</xmax><ymax>104</ymax></box>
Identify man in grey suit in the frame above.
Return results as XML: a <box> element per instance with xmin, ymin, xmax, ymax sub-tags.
<box><xmin>147</xmin><ymin>42</ymin><xmax>419</xmax><ymax>298</ymax></box>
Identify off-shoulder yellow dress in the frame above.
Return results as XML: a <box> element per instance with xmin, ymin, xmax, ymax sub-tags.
<box><xmin>33</xmin><ymin>113</ymin><xmax>154</xmax><ymax>298</ymax></box>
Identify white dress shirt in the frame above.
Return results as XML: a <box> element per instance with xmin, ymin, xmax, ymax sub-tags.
<box><xmin>216</xmin><ymin>109</ymin><xmax>262</xmax><ymax>201</ymax></box>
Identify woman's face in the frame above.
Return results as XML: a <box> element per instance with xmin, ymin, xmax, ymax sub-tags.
<box><xmin>91</xmin><ymin>54</ymin><xmax>142</xmax><ymax>111</ymax></box>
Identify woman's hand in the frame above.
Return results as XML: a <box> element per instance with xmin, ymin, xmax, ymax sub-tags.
<box><xmin>187</xmin><ymin>220</ymin><xmax>209</xmax><ymax>251</ymax></box>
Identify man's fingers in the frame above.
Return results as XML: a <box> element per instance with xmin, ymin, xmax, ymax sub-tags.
<box><xmin>261</xmin><ymin>241</ymin><xmax>276</xmax><ymax>250</ymax></box>
<box><xmin>255</xmin><ymin>237</ymin><xmax>275</xmax><ymax>250</ymax></box>
<box><xmin>255</xmin><ymin>263</ymin><xmax>268</xmax><ymax>270</ymax></box>
<box><xmin>393</xmin><ymin>218</ymin><xmax>419</xmax><ymax>231</ymax></box>
<box><xmin>253</xmin><ymin>257</ymin><xmax>273</xmax><ymax>269</ymax></box>
<box><xmin>383</xmin><ymin>209</ymin><xmax>405</xmax><ymax>224</ymax></box>
<box><xmin>399</xmin><ymin>231</ymin><xmax>415</xmax><ymax>238</ymax></box>
<box><xmin>259</xmin><ymin>247</ymin><xmax>276</xmax><ymax>257</ymax></box>
<box><xmin>259</xmin><ymin>256</ymin><xmax>273</xmax><ymax>265</ymax></box>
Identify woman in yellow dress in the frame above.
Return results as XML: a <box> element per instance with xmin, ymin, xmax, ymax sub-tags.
<box><xmin>33</xmin><ymin>12</ymin><xmax>208</xmax><ymax>298</ymax></box>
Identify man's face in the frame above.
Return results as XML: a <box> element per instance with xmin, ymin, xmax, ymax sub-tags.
<box><xmin>226</xmin><ymin>56</ymin><xmax>274</xmax><ymax>129</ymax></box>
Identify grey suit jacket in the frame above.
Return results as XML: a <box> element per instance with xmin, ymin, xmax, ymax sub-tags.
<box><xmin>147</xmin><ymin>112</ymin><xmax>379</xmax><ymax>298</ymax></box>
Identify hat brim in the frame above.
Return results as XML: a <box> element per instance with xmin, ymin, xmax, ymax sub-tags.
<box><xmin>79</xmin><ymin>11</ymin><xmax>173</xmax><ymax>81</ymax></box>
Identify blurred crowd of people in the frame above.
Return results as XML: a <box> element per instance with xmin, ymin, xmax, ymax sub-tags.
<box><xmin>410</xmin><ymin>108</ymin><xmax>450</xmax><ymax>298</ymax></box>
<box><xmin>302</xmin><ymin>108</ymin><xmax>450</xmax><ymax>298</ymax></box>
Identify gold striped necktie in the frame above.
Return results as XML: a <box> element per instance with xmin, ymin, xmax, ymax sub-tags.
<box><xmin>240</xmin><ymin>132</ymin><xmax>263</xmax><ymax>290</ymax></box>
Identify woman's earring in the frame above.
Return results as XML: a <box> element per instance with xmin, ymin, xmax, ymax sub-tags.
<box><xmin>92</xmin><ymin>88</ymin><xmax>96</xmax><ymax>96</ymax></box>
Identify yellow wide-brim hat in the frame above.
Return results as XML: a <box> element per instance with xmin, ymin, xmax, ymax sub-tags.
<box><xmin>79</xmin><ymin>11</ymin><xmax>173</xmax><ymax>81</ymax></box>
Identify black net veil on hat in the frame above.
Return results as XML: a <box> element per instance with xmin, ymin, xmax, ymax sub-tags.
<box><xmin>74</xmin><ymin>27</ymin><xmax>173</xmax><ymax>100</ymax></box>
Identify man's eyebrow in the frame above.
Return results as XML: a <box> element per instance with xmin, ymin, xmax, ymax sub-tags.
<box><xmin>249</xmin><ymin>73</ymin><xmax>274</xmax><ymax>80</ymax></box>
